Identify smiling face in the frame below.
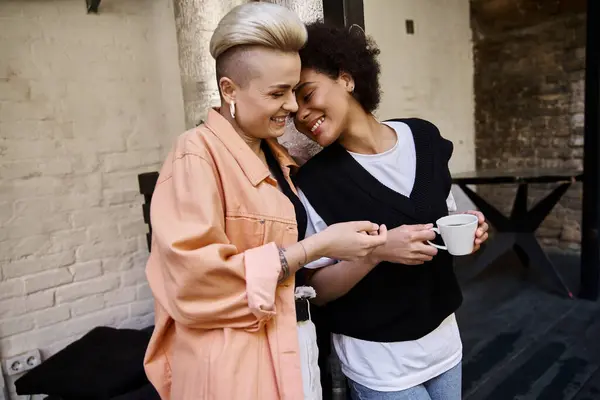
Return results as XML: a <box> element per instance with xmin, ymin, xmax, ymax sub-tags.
<box><xmin>293</xmin><ymin>68</ymin><xmax>355</xmax><ymax>147</ymax></box>
<box><xmin>219</xmin><ymin>47</ymin><xmax>301</xmax><ymax>140</ymax></box>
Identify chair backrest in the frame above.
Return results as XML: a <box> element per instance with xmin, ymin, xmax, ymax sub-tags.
<box><xmin>138</xmin><ymin>172</ymin><xmax>160</xmax><ymax>251</ymax></box>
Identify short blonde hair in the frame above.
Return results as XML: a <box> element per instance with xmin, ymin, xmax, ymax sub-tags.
<box><xmin>209</xmin><ymin>2</ymin><xmax>307</xmax><ymax>60</ymax></box>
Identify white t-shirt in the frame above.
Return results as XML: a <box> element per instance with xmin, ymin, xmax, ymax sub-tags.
<box><xmin>298</xmin><ymin>121</ymin><xmax>462</xmax><ymax>392</ymax></box>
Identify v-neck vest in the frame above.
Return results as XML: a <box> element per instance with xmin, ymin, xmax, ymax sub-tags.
<box><xmin>295</xmin><ymin>118</ymin><xmax>462</xmax><ymax>342</ymax></box>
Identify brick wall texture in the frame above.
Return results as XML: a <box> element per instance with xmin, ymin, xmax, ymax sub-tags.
<box><xmin>0</xmin><ymin>0</ymin><xmax>324</xmax><ymax>397</ymax></box>
<box><xmin>0</xmin><ymin>0</ymin><xmax>185</xmax><ymax>397</ymax></box>
<box><xmin>471</xmin><ymin>0</ymin><xmax>587</xmax><ymax>251</ymax></box>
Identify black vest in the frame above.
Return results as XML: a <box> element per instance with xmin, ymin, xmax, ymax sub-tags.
<box><xmin>262</xmin><ymin>143</ymin><xmax>315</xmax><ymax>322</ymax></box>
<box><xmin>295</xmin><ymin>118</ymin><xmax>462</xmax><ymax>342</ymax></box>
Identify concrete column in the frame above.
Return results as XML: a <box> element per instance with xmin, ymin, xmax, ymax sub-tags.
<box><xmin>172</xmin><ymin>0</ymin><xmax>248</xmax><ymax>128</ymax></box>
<box><xmin>263</xmin><ymin>0</ymin><xmax>323</xmax><ymax>25</ymax></box>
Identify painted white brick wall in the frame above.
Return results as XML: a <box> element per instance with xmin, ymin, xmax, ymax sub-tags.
<box><xmin>0</xmin><ymin>0</ymin><xmax>185</xmax><ymax>397</ymax></box>
<box><xmin>363</xmin><ymin>0</ymin><xmax>477</xmax><ymax>212</ymax></box>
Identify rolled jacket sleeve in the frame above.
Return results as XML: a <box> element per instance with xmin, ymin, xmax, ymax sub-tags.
<box><xmin>149</xmin><ymin>152</ymin><xmax>281</xmax><ymax>331</ymax></box>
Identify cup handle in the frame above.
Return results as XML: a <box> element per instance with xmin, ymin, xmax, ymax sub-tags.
<box><xmin>427</xmin><ymin>227</ymin><xmax>447</xmax><ymax>250</ymax></box>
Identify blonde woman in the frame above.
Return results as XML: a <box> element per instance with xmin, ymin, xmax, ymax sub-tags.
<box><xmin>143</xmin><ymin>4</ymin><xmax>386</xmax><ymax>400</ymax></box>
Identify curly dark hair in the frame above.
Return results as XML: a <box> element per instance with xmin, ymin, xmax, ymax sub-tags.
<box><xmin>299</xmin><ymin>22</ymin><xmax>382</xmax><ymax>113</ymax></box>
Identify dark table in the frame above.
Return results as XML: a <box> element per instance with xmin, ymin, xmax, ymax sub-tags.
<box><xmin>452</xmin><ymin>168</ymin><xmax>583</xmax><ymax>298</ymax></box>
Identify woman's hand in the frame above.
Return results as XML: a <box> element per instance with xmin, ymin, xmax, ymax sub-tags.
<box><xmin>465</xmin><ymin>210</ymin><xmax>489</xmax><ymax>252</ymax></box>
<box><xmin>307</xmin><ymin>221</ymin><xmax>387</xmax><ymax>261</ymax></box>
<box><xmin>368</xmin><ymin>224</ymin><xmax>439</xmax><ymax>266</ymax></box>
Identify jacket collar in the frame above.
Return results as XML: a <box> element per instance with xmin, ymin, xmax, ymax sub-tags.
<box><xmin>205</xmin><ymin>108</ymin><xmax>298</xmax><ymax>186</ymax></box>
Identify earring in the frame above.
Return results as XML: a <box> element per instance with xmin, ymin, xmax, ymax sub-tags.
<box><xmin>230</xmin><ymin>101</ymin><xmax>236</xmax><ymax>119</ymax></box>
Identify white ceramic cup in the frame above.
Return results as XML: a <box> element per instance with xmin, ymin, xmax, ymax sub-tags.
<box><xmin>427</xmin><ymin>214</ymin><xmax>478</xmax><ymax>256</ymax></box>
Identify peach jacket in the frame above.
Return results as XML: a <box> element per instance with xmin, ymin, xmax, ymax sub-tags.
<box><xmin>144</xmin><ymin>109</ymin><xmax>305</xmax><ymax>399</ymax></box>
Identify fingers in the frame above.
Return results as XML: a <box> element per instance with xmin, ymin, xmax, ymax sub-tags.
<box><xmin>366</xmin><ymin>224</ymin><xmax>387</xmax><ymax>237</ymax></box>
<box><xmin>411</xmin><ymin>254</ymin><xmax>434</xmax><ymax>262</ymax></box>
<box><xmin>476</xmin><ymin>222</ymin><xmax>489</xmax><ymax>238</ymax></box>
<box><xmin>377</xmin><ymin>224</ymin><xmax>388</xmax><ymax>244</ymax></box>
<box><xmin>378</xmin><ymin>224</ymin><xmax>388</xmax><ymax>237</ymax></box>
<box><xmin>393</xmin><ymin>225</ymin><xmax>436</xmax><ymax>241</ymax></box>
<box><xmin>364</xmin><ymin>232</ymin><xmax>387</xmax><ymax>248</ymax></box>
<box><xmin>361</xmin><ymin>225</ymin><xmax>387</xmax><ymax>249</ymax></box>
<box><xmin>410</xmin><ymin>229</ymin><xmax>436</xmax><ymax>242</ymax></box>
<box><xmin>414</xmin><ymin>242</ymin><xmax>438</xmax><ymax>257</ymax></box>
<box><xmin>475</xmin><ymin>232</ymin><xmax>489</xmax><ymax>245</ymax></box>
<box><xmin>366</xmin><ymin>225</ymin><xmax>387</xmax><ymax>236</ymax></box>
<box><xmin>351</xmin><ymin>220</ymin><xmax>380</xmax><ymax>233</ymax></box>
<box><xmin>402</xmin><ymin>223</ymin><xmax>434</xmax><ymax>231</ymax></box>
<box><xmin>404</xmin><ymin>260</ymin><xmax>425</xmax><ymax>265</ymax></box>
<box><xmin>467</xmin><ymin>211</ymin><xmax>488</xmax><ymax>246</ymax></box>
<box><xmin>465</xmin><ymin>210</ymin><xmax>485</xmax><ymax>224</ymax></box>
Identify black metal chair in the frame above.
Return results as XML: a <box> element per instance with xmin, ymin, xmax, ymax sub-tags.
<box><xmin>137</xmin><ymin>172</ymin><xmax>159</xmax><ymax>251</ymax></box>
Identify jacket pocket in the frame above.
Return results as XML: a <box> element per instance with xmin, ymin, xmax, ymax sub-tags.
<box><xmin>225</xmin><ymin>215</ymin><xmax>266</xmax><ymax>252</ymax></box>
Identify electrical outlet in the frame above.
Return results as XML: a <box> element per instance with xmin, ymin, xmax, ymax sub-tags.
<box><xmin>2</xmin><ymin>349</ymin><xmax>42</xmax><ymax>376</ymax></box>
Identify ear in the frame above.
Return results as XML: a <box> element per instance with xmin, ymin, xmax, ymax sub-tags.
<box><xmin>219</xmin><ymin>77</ymin><xmax>237</xmax><ymax>104</ymax></box>
<box><xmin>338</xmin><ymin>71</ymin><xmax>355</xmax><ymax>93</ymax></box>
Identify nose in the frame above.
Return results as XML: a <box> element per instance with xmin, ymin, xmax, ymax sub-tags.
<box><xmin>297</xmin><ymin>105</ymin><xmax>310</xmax><ymax>123</ymax></box>
<box><xmin>283</xmin><ymin>92</ymin><xmax>299</xmax><ymax>113</ymax></box>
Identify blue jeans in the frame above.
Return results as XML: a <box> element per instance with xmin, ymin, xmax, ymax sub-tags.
<box><xmin>348</xmin><ymin>363</ymin><xmax>462</xmax><ymax>400</ymax></box>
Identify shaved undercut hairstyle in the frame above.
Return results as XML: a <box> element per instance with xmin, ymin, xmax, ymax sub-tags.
<box><xmin>209</xmin><ymin>2</ymin><xmax>307</xmax><ymax>88</ymax></box>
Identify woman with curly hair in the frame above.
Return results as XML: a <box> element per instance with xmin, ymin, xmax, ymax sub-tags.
<box><xmin>292</xmin><ymin>23</ymin><xmax>489</xmax><ymax>400</ymax></box>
